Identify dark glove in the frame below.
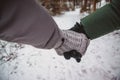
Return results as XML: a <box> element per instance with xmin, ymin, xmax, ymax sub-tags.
<box><xmin>63</xmin><ymin>50</ymin><xmax>82</xmax><ymax>62</ymax></box>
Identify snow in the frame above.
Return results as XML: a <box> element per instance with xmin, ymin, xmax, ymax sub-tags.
<box><xmin>0</xmin><ymin>9</ymin><xmax>120</xmax><ymax>80</ymax></box>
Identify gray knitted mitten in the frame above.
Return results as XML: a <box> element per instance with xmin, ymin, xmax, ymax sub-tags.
<box><xmin>55</xmin><ymin>30</ymin><xmax>90</xmax><ymax>62</ymax></box>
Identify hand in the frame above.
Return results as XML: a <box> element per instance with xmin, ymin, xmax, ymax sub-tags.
<box><xmin>55</xmin><ymin>30</ymin><xmax>90</xmax><ymax>62</ymax></box>
<box><xmin>63</xmin><ymin>50</ymin><xmax>82</xmax><ymax>62</ymax></box>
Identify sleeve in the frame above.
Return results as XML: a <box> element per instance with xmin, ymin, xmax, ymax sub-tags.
<box><xmin>0</xmin><ymin>0</ymin><xmax>62</xmax><ymax>49</ymax></box>
<box><xmin>81</xmin><ymin>0</ymin><xmax>120</xmax><ymax>39</ymax></box>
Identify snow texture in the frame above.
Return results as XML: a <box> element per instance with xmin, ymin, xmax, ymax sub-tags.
<box><xmin>0</xmin><ymin>9</ymin><xmax>120</xmax><ymax>80</ymax></box>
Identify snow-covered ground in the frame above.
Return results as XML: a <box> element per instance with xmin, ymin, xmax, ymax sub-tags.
<box><xmin>0</xmin><ymin>9</ymin><xmax>120</xmax><ymax>80</ymax></box>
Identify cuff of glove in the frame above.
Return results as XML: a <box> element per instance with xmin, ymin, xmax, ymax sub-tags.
<box><xmin>70</xmin><ymin>22</ymin><xmax>90</xmax><ymax>39</ymax></box>
<box><xmin>53</xmin><ymin>31</ymin><xmax>64</xmax><ymax>49</ymax></box>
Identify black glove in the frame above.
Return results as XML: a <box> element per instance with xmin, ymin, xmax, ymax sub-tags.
<box><xmin>63</xmin><ymin>50</ymin><xmax>82</xmax><ymax>62</ymax></box>
<box><xmin>70</xmin><ymin>22</ymin><xmax>90</xmax><ymax>39</ymax></box>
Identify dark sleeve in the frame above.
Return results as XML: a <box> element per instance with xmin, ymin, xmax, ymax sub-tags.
<box><xmin>0</xmin><ymin>0</ymin><xmax>62</xmax><ymax>49</ymax></box>
<box><xmin>81</xmin><ymin>0</ymin><xmax>120</xmax><ymax>39</ymax></box>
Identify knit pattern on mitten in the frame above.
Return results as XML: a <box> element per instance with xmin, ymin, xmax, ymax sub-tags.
<box><xmin>55</xmin><ymin>30</ymin><xmax>90</xmax><ymax>55</ymax></box>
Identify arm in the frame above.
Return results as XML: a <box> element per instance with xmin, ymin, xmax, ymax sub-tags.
<box><xmin>0</xmin><ymin>0</ymin><xmax>62</xmax><ymax>49</ymax></box>
<box><xmin>74</xmin><ymin>0</ymin><xmax>120</xmax><ymax>39</ymax></box>
<box><xmin>0</xmin><ymin>0</ymin><xmax>89</xmax><ymax>62</ymax></box>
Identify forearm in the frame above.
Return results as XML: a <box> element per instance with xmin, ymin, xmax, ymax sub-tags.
<box><xmin>81</xmin><ymin>0</ymin><xmax>120</xmax><ymax>39</ymax></box>
<box><xmin>0</xmin><ymin>0</ymin><xmax>62</xmax><ymax>49</ymax></box>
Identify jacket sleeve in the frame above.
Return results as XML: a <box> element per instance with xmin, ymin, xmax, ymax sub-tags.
<box><xmin>81</xmin><ymin>0</ymin><xmax>120</xmax><ymax>39</ymax></box>
<box><xmin>0</xmin><ymin>0</ymin><xmax>62</xmax><ymax>49</ymax></box>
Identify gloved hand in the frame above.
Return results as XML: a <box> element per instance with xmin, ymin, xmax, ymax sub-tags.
<box><xmin>54</xmin><ymin>30</ymin><xmax>90</xmax><ymax>62</ymax></box>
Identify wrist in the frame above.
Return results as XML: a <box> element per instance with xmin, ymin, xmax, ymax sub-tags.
<box><xmin>70</xmin><ymin>22</ymin><xmax>90</xmax><ymax>39</ymax></box>
<box><xmin>54</xmin><ymin>31</ymin><xmax>64</xmax><ymax>49</ymax></box>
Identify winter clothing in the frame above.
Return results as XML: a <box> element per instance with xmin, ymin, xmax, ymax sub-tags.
<box><xmin>0</xmin><ymin>0</ymin><xmax>120</xmax><ymax>62</ymax></box>
<box><xmin>0</xmin><ymin>0</ymin><xmax>90</xmax><ymax>62</ymax></box>
<box><xmin>70</xmin><ymin>22</ymin><xmax>90</xmax><ymax>39</ymax></box>
<box><xmin>80</xmin><ymin>0</ymin><xmax>120</xmax><ymax>39</ymax></box>
<box><xmin>0</xmin><ymin>0</ymin><xmax>62</xmax><ymax>49</ymax></box>
<box><xmin>55</xmin><ymin>30</ymin><xmax>90</xmax><ymax>60</ymax></box>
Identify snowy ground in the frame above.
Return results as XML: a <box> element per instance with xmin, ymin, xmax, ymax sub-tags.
<box><xmin>0</xmin><ymin>9</ymin><xmax>120</xmax><ymax>80</ymax></box>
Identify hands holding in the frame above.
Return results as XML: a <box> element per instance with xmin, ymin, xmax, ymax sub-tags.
<box><xmin>55</xmin><ymin>29</ymin><xmax>90</xmax><ymax>63</ymax></box>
